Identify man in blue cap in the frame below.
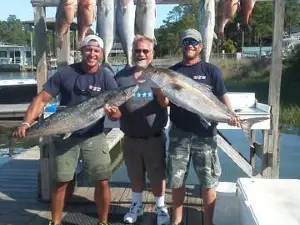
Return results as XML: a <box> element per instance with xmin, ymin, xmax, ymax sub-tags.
<box><xmin>167</xmin><ymin>28</ymin><xmax>238</xmax><ymax>225</ymax></box>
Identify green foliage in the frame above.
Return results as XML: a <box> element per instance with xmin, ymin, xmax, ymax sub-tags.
<box><xmin>221</xmin><ymin>39</ymin><xmax>237</xmax><ymax>53</ymax></box>
<box><xmin>0</xmin><ymin>15</ymin><xmax>30</xmax><ymax>45</ymax></box>
<box><xmin>155</xmin><ymin>1</ymin><xmax>300</xmax><ymax>57</ymax></box>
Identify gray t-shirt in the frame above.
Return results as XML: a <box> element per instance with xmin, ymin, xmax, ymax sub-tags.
<box><xmin>114</xmin><ymin>66</ymin><xmax>168</xmax><ymax>137</ymax></box>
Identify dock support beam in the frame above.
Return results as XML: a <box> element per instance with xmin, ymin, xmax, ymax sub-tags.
<box><xmin>262</xmin><ymin>0</ymin><xmax>285</xmax><ymax>178</ymax></box>
<box><xmin>34</xmin><ymin>6</ymin><xmax>53</xmax><ymax>201</ymax></box>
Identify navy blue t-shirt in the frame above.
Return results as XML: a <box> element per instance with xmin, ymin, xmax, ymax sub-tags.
<box><xmin>169</xmin><ymin>61</ymin><xmax>227</xmax><ymax>137</ymax></box>
<box><xmin>114</xmin><ymin>66</ymin><xmax>168</xmax><ymax>137</ymax></box>
<box><xmin>43</xmin><ymin>63</ymin><xmax>118</xmax><ymax>137</ymax></box>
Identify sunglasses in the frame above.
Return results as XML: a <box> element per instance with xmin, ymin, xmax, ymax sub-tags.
<box><xmin>182</xmin><ymin>39</ymin><xmax>200</xmax><ymax>47</ymax></box>
<box><xmin>135</xmin><ymin>49</ymin><xmax>150</xmax><ymax>54</ymax></box>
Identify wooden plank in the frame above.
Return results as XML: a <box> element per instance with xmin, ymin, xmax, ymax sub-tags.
<box><xmin>186</xmin><ymin>184</ymin><xmax>202</xmax><ymax>225</ymax></box>
<box><xmin>0</xmin><ymin>104</ymin><xmax>29</xmax><ymax>118</ymax></box>
<box><xmin>106</xmin><ymin>128</ymin><xmax>124</xmax><ymax>150</ymax></box>
<box><xmin>114</xmin><ymin>184</ymin><xmax>132</xmax><ymax>215</ymax></box>
<box><xmin>30</xmin><ymin>0</ymin><xmax>273</xmax><ymax>7</ymax></box>
<box><xmin>216</xmin><ymin>134</ymin><xmax>257</xmax><ymax>178</ymax></box>
<box><xmin>262</xmin><ymin>0</ymin><xmax>285</xmax><ymax>179</ymax></box>
<box><xmin>109</xmin><ymin>183</ymin><xmax>128</xmax><ymax>213</ymax></box>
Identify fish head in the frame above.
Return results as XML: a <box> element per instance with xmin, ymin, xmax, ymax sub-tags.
<box><xmin>105</xmin><ymin>84</ymin><xmax>139</xmax><ymax>106</ymax></box>
<box><xmin>141</xmin><ymin>65</ymin><xmax>172</xmax><ymax>88</ymax></box>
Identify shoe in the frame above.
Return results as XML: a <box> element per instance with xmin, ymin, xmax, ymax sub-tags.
<box><xmin>48</xmin><ymin>221</ymin><xmax>62</xmax><ymax>225</ymax></box>
<box><xmin>98</xmin><ymin>222</ymin><xmax>111</xmax><ymax>225</ymax></box>
<box><xmin>171</xmin><ymin>222</ymin><xmax>184</xmax><ymax>225</ymax></box>
<box><xmin>124</xmin><ymin>202</ymin><xmax>144</xmax><ymax>223</ymax></box>
<box><xmin>156</xmin><ymin>205</ymin><xmax>170</xmax><ymax>225</ymax></box>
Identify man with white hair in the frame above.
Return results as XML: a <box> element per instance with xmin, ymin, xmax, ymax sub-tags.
<box><xmin>13</xmin><ymin>34</ymin><xmax>117</xmax><ymax>225</ymax></box>
<box><xmin>106</xmin><ymin>35</ymin><xmax>170</xmax><ymax>225</ymax></box>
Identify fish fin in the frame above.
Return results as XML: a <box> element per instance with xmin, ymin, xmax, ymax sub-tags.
<box><xmin>63</xmin><ymin>133</ymin><xmax>72</xmax><ymax>140</ymax></box>
<box><xmin>195</xmin><ymin>83</ymin><xmax>213</xmax><ymax>93</ymax></box>
<box><xmin>240</xmin><ymin>117</ymin><xmax>269</xmax><ymax>147</ymax></box>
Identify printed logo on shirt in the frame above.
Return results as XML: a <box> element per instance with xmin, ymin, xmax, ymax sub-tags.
<box><xmin>193</xmin><ymin>75</ymin><xmax>206</xmax><ymax>80</ymax></box>
<box><xmin>133</xmin><ymin>92</ymin><xmax>153</xmax><ymax>98</ymax></box>
<box><xmin>88</xmin><ymin>85</ymin><xmax>101</xmax><ymax>92</ymax></box>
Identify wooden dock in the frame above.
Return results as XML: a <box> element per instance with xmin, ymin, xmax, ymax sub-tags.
<box><xmin>0</xmin><ymin>103</ymin><xmax>29</xmax><ymax>119</ymax></box>
<box><xmin>0</xmin><ymin>136</ymin><xmax>203</xmax><ymax>225</ymax></box>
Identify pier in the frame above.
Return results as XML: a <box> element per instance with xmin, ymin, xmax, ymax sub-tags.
<box><xmin>0</xmin><ymin>130</ymin><xmax>203</xmax><ymax>225</ymax></box>
<box><xmin>0</xmin><ymin>0</ymin><xmax>289</xmax><ymax>224</ymax></box>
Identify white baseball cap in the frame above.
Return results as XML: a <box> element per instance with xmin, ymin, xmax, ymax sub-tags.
<box><xmin>78</xmin><ymin>34</ymin><xmax>104</xmax><ymax>49</ymax></box>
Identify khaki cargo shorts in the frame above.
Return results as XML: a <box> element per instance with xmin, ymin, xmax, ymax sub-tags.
<box><xmin>52</xmin><ymin>133</ymin><xmax>111</xmax><ymax>182</ymax></box>
<box><xmin>123</xmin><ymin>134</ymin><xmax>167</xmax><ymax>184</ymax></box>
<box><xmin>167</xmin><ymin>125</ymin><xmax>221</xmax><ymax>189</ymax></box>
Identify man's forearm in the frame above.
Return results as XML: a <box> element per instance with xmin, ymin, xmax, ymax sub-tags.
<box><xmin>23</xmin><ymin>96</ymin><xmax>49</xmax><ymax>125</ymax></box>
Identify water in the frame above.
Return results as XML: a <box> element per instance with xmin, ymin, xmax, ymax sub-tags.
<box><xmin>0</xmin><ymin>71</ymin><xmax>36</xmax><ymax>80</ymax></box>
<box><xmin>110</xmin><ymin>129</ymin><xmax>300</xmax><ymax>184</ymax></box>
<box><xmin>1</xmin><ymin>70</ymin><xmax>300</xmax><ymax>184</ymax></box>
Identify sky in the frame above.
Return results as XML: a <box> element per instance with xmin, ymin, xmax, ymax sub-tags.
<box><xmin>0</xmin><ymin>0</ymin><xmax>177</xmax><ymax>28</ymax></box>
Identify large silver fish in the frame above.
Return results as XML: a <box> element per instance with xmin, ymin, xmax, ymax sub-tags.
<box><xmin>142</xmin><ymin>65</ymin><xmax>269</xmax><ymax>147</ymax></box>
<box><xmin>135</xmin><ymin>0</ymin><xmax>156</xmax><ymax>41</ymax></box>
<box><xmin>198</xmin><ymin>0</ymin><xmax>215</xmax><ymax>62</ymax></box>
<box><xmin>55</xmin><ymin>0</ymin><xmax>78</xmax><ymax>49</ymax></box>
<box><xmin>77</xmin><ymin>0</ymin><xmax>97</xmax><ymax>46</ymax></box>
<box><xmin>116</xmin><ymin>0</ymin><xmax>135</xmax><ymax>67</ymax></box>
<box><xmin>15</xmin><ymin>85</ymin><xmax>138</xmax><ymax>140</ymax></box>
<box><xmin>96</xmin><ymin>0</ymin><xmax>115</xmax><ymax>73</ymax></box>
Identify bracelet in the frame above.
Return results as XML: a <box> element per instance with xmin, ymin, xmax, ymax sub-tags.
<box><xmin>21</xmin><ymin>122</ymin><xmax>31</xmax><ymax>128</ymax></box>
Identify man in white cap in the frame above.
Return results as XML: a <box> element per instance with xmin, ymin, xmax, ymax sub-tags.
<box><xmin>13</xmin><ymin>34</ymin><xmax>117</xmax><ymax>225</ymax></box>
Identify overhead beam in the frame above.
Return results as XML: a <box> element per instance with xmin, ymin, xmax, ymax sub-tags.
<box><xmin>31</xmin><ymin>0</ymin><xmax>273</xmax><ymax>7</ymax></box>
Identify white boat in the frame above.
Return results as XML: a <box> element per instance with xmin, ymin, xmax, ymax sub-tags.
<box><xmin>0</xmin><ymin>79</ymin><xmax>37</xmax><ymax>104</ymax></box>
<box><xmin>0</xmin><ymin>42</ymin><xmax>34</xmax><ymax>72</ymax></box>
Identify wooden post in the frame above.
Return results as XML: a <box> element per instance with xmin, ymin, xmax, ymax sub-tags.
<box><xmin>33</xmin><ymin>6</ymin><xmax>52</xmax><ymax>201</ymax></box>
<box><xmin>250</xmin><ymin>130</ymin><xmax>256</xmax><ymax>169</ymax></box>
<box><xmin>262</xmin><ymin>0</ymin><xmax>285</xmax><ymax>178</ymax></box>
<box><xmin>34</xmin><ymin>6</ymin><xmax>48</xmax><ymax>93</ymax></box>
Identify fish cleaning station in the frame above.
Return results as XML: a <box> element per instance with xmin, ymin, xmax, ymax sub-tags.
<box><xmin>1</xmin><ymin>0</ymin><xmax>300</xmax><ymax>225</ymax></box>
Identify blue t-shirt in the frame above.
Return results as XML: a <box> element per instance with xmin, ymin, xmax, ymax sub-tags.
<box><xmin>114</xmin><ymin>66</ymin><xmax>168</xmax><ymax>137</ymax></box>
<box><xmin>43</xmin><ymin>63</ymin><xmax>118</xmax><ymax>137</ymax></box>
<box><xmin>169</xmin><ymin>61</ymin><xmax>227</xmax><ymax>137</ymax></box>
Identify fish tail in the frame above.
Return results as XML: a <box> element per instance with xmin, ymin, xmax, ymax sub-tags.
<box><xmin>240</xmin><ymin>117</ymin><xmax>269</xmax><ymax>147</ymax></box>
<box><xmin>8</xmin><ymin>136</ymin><xmax>16</xmax><ymax>157</ymax></box>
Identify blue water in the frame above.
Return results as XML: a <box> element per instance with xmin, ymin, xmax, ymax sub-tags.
<box><xmin>111</xmin><ymin>129</ymin><xmax>300</xmax><ymax>184</ymax></box>
<box><xmin>1</xmin><ymin>69</ymin><xmax>300</xmax><ymax>183</ymax></box>
<box><xmin>0</xmin><ymin>71</ymin><xmax>36</xmax><ymax>80</ymax></box>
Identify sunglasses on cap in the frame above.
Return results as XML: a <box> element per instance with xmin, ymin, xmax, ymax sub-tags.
<box><xmin>135</xmin><ymin>49</ymin><xmax>150</xmax><ymax>54</ymax></box>
<box><xmin>182</xmin><ymin>38</ymin><xmax>200</xmax><ymax>47</ymax></box>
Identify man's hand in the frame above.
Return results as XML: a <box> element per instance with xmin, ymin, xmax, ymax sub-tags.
<box><xmin>152</xmin><ymin>88</ymin><xmax>169</xmax><ymax>107</ymax></box>
<box><xmin>104</xmin><ymin>104</ymin><xmax>121</xmax><ymax>120</ymax></box>
<box><xmin>12</xmin><ymin>122</ymin><xmax>30</xmax><ymax>138</ymax></box>
<box><xmin>152</xmin><ymin>88</ymin><xmax>164</xmax><ymax>97</ymax></box>
<box><xmin>228</xmin><ymin>117</ymin><xmax>240</xmax><ymax>127</ymax></box>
